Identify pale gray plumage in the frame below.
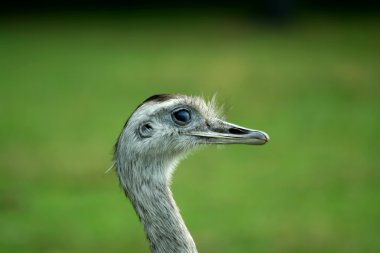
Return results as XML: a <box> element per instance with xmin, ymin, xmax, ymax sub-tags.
<box><xmin>114</xmin><ymin>94</ymin><xmax>269</xmax><ymax>253</ymax></box>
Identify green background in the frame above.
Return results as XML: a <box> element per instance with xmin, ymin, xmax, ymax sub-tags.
<box><xmin>1</xmin><ymin>11</ymin><xmax>379</xmax><ymax>253</ymax></box>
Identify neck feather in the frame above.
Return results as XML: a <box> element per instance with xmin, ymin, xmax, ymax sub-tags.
<box><xmin>116</xmin><ymin>158</ymin><xmax>197</xmax><ymax>253</ymax></box>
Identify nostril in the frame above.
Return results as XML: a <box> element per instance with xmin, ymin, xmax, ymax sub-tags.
<box><xmin>228</xmin><ymin>127</ymin><xmax>249</xmax><ymax>135</ymax></box>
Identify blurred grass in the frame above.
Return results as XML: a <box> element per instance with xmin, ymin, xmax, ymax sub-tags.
<box><xmin>0</xmin><ymin>11</ymin><xmax>380</xmax><ymax>253</ymax></box>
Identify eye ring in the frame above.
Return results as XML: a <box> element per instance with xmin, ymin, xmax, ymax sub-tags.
<box><xmin>172</xmin><ymin>108</ymin><xmax>191</xmax><ymax>125</ymax></box>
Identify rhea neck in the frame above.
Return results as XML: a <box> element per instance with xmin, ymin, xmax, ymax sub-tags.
<box><xmin>116</xmin><ymin>150</ymin><xmax>198</xmax><ymax>253</ymax></box>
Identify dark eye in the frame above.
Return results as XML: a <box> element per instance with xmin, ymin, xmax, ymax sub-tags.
<box><xmin>172</xmin><ymin>109</ymin><xmax>191</xmax><ymax>125</ymax></box>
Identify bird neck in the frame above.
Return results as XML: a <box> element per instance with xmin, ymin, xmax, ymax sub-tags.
<box><xmin>129</xmin><ymin>184</ymin><xmax>197</xmax><ymax>253</ymax></box>
<box><xmin>117</xmin><ymin>158</ymin><xmax>198</xmax><ymax>253</ymax></box>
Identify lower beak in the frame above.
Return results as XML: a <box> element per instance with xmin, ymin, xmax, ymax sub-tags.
<box><xmin>188</xmin><ymin>120</ymin><xmax>269</xmax><ymax>145</ymax></box>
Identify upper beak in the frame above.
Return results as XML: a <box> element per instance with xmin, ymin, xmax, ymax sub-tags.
<box><xmin>188</xmin><ymin>119</ymin><xmax>270</xmax><ymax>145</ymax></box>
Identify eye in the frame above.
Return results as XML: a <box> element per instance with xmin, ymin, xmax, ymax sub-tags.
<box><xmin>172</xmin><ymin>109</ymin><xmax>191</xmax><ymax>125</ymax></box>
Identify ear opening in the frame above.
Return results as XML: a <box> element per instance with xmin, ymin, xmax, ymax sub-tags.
<box><xmin>139</xmin><ymin>122</ymin><xmax>154</xmax><ymax>138</ymax></box>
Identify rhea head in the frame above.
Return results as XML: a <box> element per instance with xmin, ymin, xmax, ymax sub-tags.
<box><xmin>114</xmin><ymin>94</ymin><xmax>269</xmax><ymax>188</ymax></box>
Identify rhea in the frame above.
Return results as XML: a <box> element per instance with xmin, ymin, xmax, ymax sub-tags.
<box><xmin>114</xmin><ymin>94</ymin><xmax>269</xmax><ymax>253</ymax></box>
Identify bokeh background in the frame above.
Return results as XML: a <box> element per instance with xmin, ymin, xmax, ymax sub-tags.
<box><xmin>1</xmin><ymin>1</ymin><xmax>380</xmax><ymax>253</ymax></box>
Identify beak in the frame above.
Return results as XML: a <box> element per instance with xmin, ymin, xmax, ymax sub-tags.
<box><xmin>188</xmin><ymin>120</ymin><xmax>269</xmax><ymax>145</ymax></box>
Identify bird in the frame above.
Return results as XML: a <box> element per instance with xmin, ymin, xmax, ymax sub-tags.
<box><xmin>113</xmin><ymin>94</ymin><xmax>269</xmax><ymax>253</ymax></box>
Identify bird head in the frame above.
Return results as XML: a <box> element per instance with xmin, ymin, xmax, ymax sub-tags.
<box><xmin>114</xmin><ymin>94</ymin><xmax>269</xmax><ymax>184</ymax></box>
